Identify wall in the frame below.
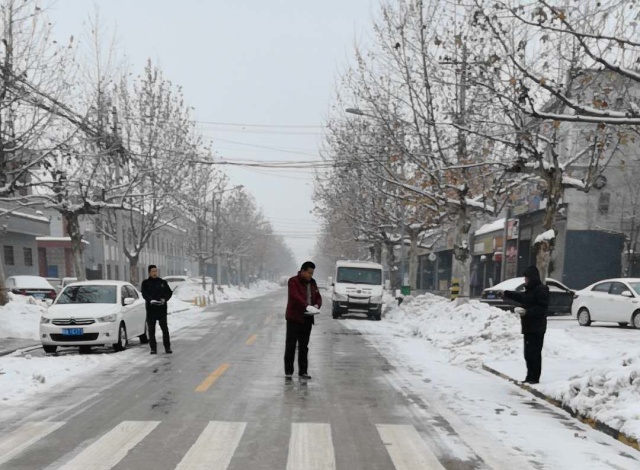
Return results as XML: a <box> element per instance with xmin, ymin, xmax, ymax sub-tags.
<box><xmin>1</xmin><ymin>232</ymin><xmax>39</xmax><ymax>277</ymax></box>
<box><xmin>562</xmin><ymin>231</ymin><xmax>625</xmax><ymax>289</ymax></box>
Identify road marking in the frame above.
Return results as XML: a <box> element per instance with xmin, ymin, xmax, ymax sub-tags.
<box><xmin>376</xmin><ymin>424</ymin><xmax>446</xmax><ymax>470</ymax></box>
<box><xmin>245</xmin><ymin>334</ymin><xmax>258</xmax><ymax>346</ymax></box>
<box><xmin>60</xmin><ymin>421</ymin><xmax>159</xmax><ymax>470</ymax></box>
<box><xmin>175</xmin><ymin>421</ymin><xmax>246</xmax><ymax>470</ymax></box>
<box><xmin>0</xmin><ymin>421</ymin><xmax>65</xmax><ymax>466</ymax></box>
<box><xmin>195</xmin><ymin>363</ymin><xmax>230</xmax><ymax>392</ymax></box>
<box><xmin>287</xmin><ymin>423</ymin><xmax>336</xmax><ymax>470</ymax></box>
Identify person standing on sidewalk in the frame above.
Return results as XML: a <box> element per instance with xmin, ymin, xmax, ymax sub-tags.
<box><xmin>499</xmin><ymin>266</ymin><xmax>549</xmax><ymax>384</ymax></box>
<box><xmin>284</xmin><ymin>261</ymin><xmax>322</xmax><ymax>380</ymax></box>
<box><xmin>141</xmin><ymin>265</ymin><xmax>173</xmax><ymax>355</ymax></box>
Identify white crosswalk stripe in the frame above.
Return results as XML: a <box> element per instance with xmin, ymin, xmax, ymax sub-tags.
<box><xmin>175</xmin><ymin>421</ymin><xmax>246</xmax><ymax>470</ymax></box>
<box><xmin>286</xmin><ymin>422</ymin><xmax>336</xmax><ymax>470</ymax></box>
<box><xmin>59</xmin><ymin>421</ymin><xmax>160</xmax><ymax>470</ymax></box>
<box><xmin>376</xmin><ymin>424</ymin><xmax>446</xmax><ymax>470</ymax></box>
<box><xmin>0</xmin><ymin>420</ymin><xmax>450</xmax><ymax>469</ymax></box>
<box><xmin>0</xmin><ymin>421</ymin><xmax>65</xmax><ymax>467</ymax></box>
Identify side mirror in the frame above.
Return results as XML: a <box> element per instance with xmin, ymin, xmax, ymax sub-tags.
<box><xmin>123</xmin><ymin>297</ymin><xmax>136</xmax><ymax>306</ymax></box>
<box><xmin>621</xmin><ymin>290</ymin><xmax>634</xmax><ymax>298</ymax></box>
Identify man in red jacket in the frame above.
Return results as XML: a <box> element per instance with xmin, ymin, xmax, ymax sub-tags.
<box><xmin>284</xmin><ymin>261</ymin><xmax>322</xmax><ymax>380</ymax></box>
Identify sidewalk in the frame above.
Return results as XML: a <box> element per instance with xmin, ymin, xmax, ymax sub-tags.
<box><xmin>483</xmin><ymin>358</ymin><xmax>640</xmax><ymax>452</ymax></box>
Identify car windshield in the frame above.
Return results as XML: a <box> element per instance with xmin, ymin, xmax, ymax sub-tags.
<box><xmin>336</xmin><ymin>267</ymin><xmax>382</xmax><ymax>286</ymax></box>
<box><xmin>628</xmin><ymin>282</ymin><xmax>640</xmax><ymax>295</ymax></box>
<box><xmin>56</xmin><ymin>286</ymin><xmax>117</xmax><ymax>304</ymax></box>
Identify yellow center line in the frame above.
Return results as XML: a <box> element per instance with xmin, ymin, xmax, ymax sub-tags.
<box><xmin>245</xmin><ymin>334</ymin><xmax>258</xmax><ymax>346</ymax></box>
<box><xmin>195</xmin><ymin>364</ymin><xmax>230</xmax><ymax>393</ymax></box>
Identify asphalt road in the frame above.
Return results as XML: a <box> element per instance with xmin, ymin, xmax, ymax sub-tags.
<box><xmin>0</xmin><ymin>290</ymin><xmax>593</xmax><ymax>469</ymax></box>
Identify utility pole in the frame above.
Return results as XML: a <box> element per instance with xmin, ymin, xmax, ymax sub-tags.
<box><xmin>501</xmin><ymin>205</ymin><xmax>512</xmax><ymax>282</ymax></box>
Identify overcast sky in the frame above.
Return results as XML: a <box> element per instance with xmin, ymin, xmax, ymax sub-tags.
<box><xmin>47</xmin><ymin>0</ymin><xmax>376</xmax><ymax>267</ymax></box>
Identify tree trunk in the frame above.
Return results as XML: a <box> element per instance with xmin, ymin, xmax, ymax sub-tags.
<box><xmin>452</xmin><ymin>209</ymin><xmax>471</xmax><ymax>298</ymax></box>
<box><xmin>66</xmin><ymin>213</ymin><xmax>87</xmax><ymax>282</ymax></box>
<box><xmin>408</xmin><ymin>231</ymin><xmax>419</xmax><ymax>290</ymax></box>
<box><xmin>129</xmin><ymin>256</ymin><xmax>140</xmax><ymax>288</ymax></box>
<box><xmin>385</xmin><ymin>240</ymin><xmax>399</xmax><ymax>291</ymax></box>
<box><xmin>536</xmin><ymin>172</ymin><xmax>562</xmax><ymax>282</ymax></box>
<box><xmin>0</xmin><ymin>251</ymin><xmax>8</xmax><ymax>306</ymax></box>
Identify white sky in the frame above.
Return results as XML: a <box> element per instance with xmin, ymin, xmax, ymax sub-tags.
<box><xmin>46</xmin><ymin>0</ymin><xmax>375</xmax><ymax>266</ymax></box>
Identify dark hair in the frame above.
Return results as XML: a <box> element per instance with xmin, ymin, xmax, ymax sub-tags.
<box><xmin>300</xmin><ymin>261</ymin><xmax>315</xmax><ymax>272</ymax></box>
<box><xmin>148</xmin><ymin>264</ymin><xmax>157</xmax><ymax>273</ymax></box>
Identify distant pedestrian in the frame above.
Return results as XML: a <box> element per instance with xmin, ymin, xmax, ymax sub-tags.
<box><xmin>499</xmin><ymin>266</ymin><xmax>549</xmax><ymax>384</ymax></box>
<box><xmin>284</xmin><ymin>261</ymin><xmax>322</xmax><ymax>380</ymax></box>
<box><xmin>141</xmin><ymin>265</ymin><xmax>173</xmax><ymax>355</ymax></box>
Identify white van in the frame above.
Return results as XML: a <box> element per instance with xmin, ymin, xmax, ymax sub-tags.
<box><xmin>331</xmin><ymin>260</ymin><xmax>384</xmax><ymax>320</ymax></box>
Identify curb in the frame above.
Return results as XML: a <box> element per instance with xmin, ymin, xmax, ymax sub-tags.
<box><xmin>482</xmin><ymin>363</ymin><xmax>640</xmax><ymax>452</ymax></box>
<box><xmin>0</xmin><ymin>344</ymin><xmax>42</xmax><ymax>357</ymax></box>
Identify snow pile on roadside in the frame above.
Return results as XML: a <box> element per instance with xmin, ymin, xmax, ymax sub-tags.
<box><xmin>172</xmin><ymin>284</ymin><xmax>208</xmax><ymax>303</ymax></box>
<box><xmin>0</xmin><ymin>352</ymin><xmax>120</xmax><ymax>402</ymax></box>
<box><xmin>383</xmin><ymin>294</ymin><xmax>522</xmax><ymax>367</ymax></box>
<box><xmin>215</xmin><ymin>280</ymin><xmax>280</xmax><ymax>303</ymax></box>
<box><xmin>0</xmin><ymin>294</ymin><xmax>47</xmax><ymax>340</ymax></box>
<box><xmin>540</xmin><ymin>356</ymin><xmax>640</xmax><ymax>440</ymax></box>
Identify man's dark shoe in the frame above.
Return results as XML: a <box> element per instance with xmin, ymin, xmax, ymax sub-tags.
<box><xmin>299</xmin><ymin>374</ymin><xmax>312</xmax><ymax>380</ymax></box>
<box><xmin>150</xmin><ymin>350</ymin><xmax>157</xmax><ymax>355</ymax></box>
<box><xmin>524</xmin><ymin>379</ymin><xmax>539</xmax><ymax>384</ymax></box>
<box><xmin>165</xmin><ymin>349</ymin><xmax>173</xmax><ymax>354</ymax></box>
<box><xmin>285</xmin><ymin>375</ymin><xmax>293</xmax><ymax>381</ymax></box>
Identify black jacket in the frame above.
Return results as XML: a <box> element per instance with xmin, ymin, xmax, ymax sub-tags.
<box><xmin>504</xmin><ymin>280</ymin><xmax>549</xmax><ymax>334</ymax></box>
<box><xmin>141</xmin><ymin>277</ymin><xmax>173</xmax><ymax>315</ymax></box>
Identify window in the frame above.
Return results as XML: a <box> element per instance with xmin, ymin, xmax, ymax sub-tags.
<box><xmin>336</xmin><ymin>267</ymin><xmax>382</xmax><ymax>286</ymax></box>
<box><xmin>610</xmin><ymin>282</ymin><xmax>631</xmax><ymax>296</ymax></box>
<box><xmin>124</xmin><ymin>285</ymin><xmax>138</xmax><ymax>299</ymax></box>
<box><xmin>598</xmin><ymin>192</ymin><xmax>611</xmax><ymax>215</ymax></box>
<box><xmin>57</xmin><ymin>285</ymin><xmax>117</xmax><ymax>304</ymax></box>
<box><xmin>592</xmin><ymin>282</ymin><xmax>612</xmax><ymax>293</ymax></box>
<box><xmin>3</xmin><ymin>246</ymin><xmax>14</xmax><ymax>266</ymax></box>
<box><xmin>114</xmin><ymin>265</ymin><xmax>120</xmax><ymax>281</ymax></box>
<box><xmin>23</xmin><ymin>247</ymin><xmax>33</xmax><ymax>266</ymax></box>
<box><xmin>107</xmin><ymin>264</ymin><xmax>112</xmax><ymax>280</ymax></box>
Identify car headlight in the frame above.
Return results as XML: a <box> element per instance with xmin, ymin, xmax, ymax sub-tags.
<box><xmin>97</xmin><ymin>314</ymin><xmax>117</xmax><ymax>323</ymax></box>
<box><xmin>40</xmin><ymin>316</ymin><xmax>51</xmax><ymax>324</ymax></box>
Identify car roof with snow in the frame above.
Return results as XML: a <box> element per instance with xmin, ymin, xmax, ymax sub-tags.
<box><xmin>7</xmin><ymin>276</ymin><xmax>53</xmax><ymax>287</ymax></box>
<box><xmin>484</xmin><ymin>277</ymin><xmax>571</xmax><ymax>292</ymax></box>
<box><xmin>336</xmin><ymin>260</ymin><xmax>383</xmax><ymax>269</ymax></box>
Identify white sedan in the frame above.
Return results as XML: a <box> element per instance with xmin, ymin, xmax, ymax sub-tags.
<box><xmin>40</xmin><ymin>281</ymin><xmax>148</xmax><ymax>353</ymax></box>
<box><xmin>572</xmin><ymin>278</ymin><xmax>640</xmax><ymax>328</ymax></box>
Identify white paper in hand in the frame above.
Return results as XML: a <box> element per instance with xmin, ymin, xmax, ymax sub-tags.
<box><xmin>150</xmin><ymin>300</ymin><xmax>164</xmax><ymax>306</ymax></box>
<box><xmin>305</xmin><ymin>305</ymin><xmax>321</xmax><ymax>315</ymax></box>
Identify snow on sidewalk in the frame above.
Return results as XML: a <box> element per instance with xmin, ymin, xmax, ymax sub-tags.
<box><xmin>378</xmin><ymin>293</ymin><xmax>640</xmax><ymax>442</ymax></box>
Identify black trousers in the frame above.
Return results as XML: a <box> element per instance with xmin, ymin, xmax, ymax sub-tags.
<box><xmin>524</xmin><ymin>333</ymin><xmax>544</xmax><ymax>382</ymax></box>
<box><xmin>284</xmin><ymin>319</ymin><xmax>313</xmax><ymax>376</ymax></box>
<box><xmin>147</xmin><ymin>311</ymin><xmax>171</xmax><ymax>352</ymax></box>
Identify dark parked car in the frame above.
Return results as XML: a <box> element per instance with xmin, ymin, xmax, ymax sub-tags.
<box><xmin>5</xmin><ymin>275</ymin><xmax>57</xmax><ymax>301</ymax></box>
<box><xmin>480</xmin><ymin>277</ymin><xmax>574</xmax><ymax>315</ymax></box>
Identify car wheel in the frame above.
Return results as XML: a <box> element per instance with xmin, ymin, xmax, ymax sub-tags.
<box><xmin>618</xmin><ymin>322</ymin><xmax>629</xmax><ymax>328</ymax></box>
<box><xmin>332</xmin><ymin>310</ymin><xmax>341</xmax><ymax>319</ymax></box>
<box><xmin>138</xmin><ymin>323</ymin><xmax>149</xmax><ymax>344</ymax></box>
<box><xmin>578</xmin><ymin>308</ymin><xmax>592</xmax><ymax>327</ymax></box>
<box><xmin>43</xmin><ymin>345</ymin><xmax>57</xmax><ymax>354</ymax></box>
<box><xmin>633</xmin><ymin>311</ymin><xmax>640</xmax><ymax>330</ymax></box>
<box><xmin>113</xmin><ymin>322</ymin><xmax>128</xmax><ymax>351</ymax></box>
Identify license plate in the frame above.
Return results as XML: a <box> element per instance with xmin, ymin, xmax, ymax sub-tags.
<box><xmin>486</xmin><ymin>294</ymin><xmax>496</xmax><ymax>299</ymax></box>
<box><xmin>32</xmin><ymin>293</ymin><xmax>45</xmax><ymax>299</ymax></box>
<box><xmin>62</xmin><ymin>328</ymin><xmax>83</xmax><ymax>336</ymax></box>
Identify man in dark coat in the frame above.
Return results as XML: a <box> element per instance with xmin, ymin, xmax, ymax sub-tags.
<box><xmin>284</xmin><ymin>261</ymin><xmax>322</xmax><ymax>380</ymax></box>
<box><xmin>141</xmin><ymin>265</ymin><xmax>173</xmax><ymax>355</ymax></box>
<box><xmin>500</xmin><ymin>266</ymin><xmax>549</xmax><ymax>384</ymax></box>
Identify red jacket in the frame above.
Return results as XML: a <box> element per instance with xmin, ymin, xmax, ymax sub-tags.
<box><xmin>286</xmin><ymin>273</ymin><xmax>322</xmax><ymax>324</ymax></box>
